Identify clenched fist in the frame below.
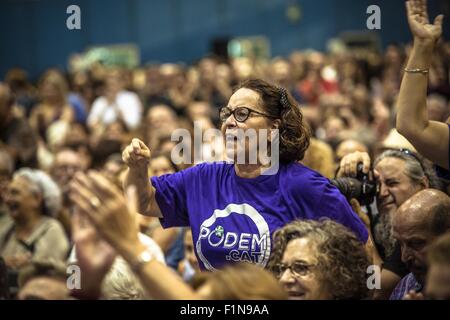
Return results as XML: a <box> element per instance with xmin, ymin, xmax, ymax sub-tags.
<box><xmin>122</xmin><ymin>138</ymin><xmax>151</xmax><ymax>170</ymax></box>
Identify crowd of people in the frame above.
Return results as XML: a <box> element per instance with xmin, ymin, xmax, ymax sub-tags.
<box><xmin>0</xmin><ymin>0</ymin><xmax>449</xmax><ymax>300</ymax></box>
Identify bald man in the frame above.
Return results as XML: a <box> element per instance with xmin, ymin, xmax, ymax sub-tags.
<box><xmin>390</xmin><ymin>189</ymin><xmax>450</xmax><ymax>300</ymax></box>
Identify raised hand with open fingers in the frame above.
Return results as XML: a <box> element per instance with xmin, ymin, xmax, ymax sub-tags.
<box><xmin>69</xmin><ymin>171</ymin><xmax>141</xmax><ymax>256</ymax></box>
<box><xmin>71</xmin><ymin>209</ymin><xmax>116</xmax><ymax>299</ymax></box>
<box><xmin>406</xmin><ymin>0</ymin><xmax>443</xmax><ymax>45</ymax></box>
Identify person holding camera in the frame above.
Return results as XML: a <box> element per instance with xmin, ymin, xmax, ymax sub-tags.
<box><xmin>337</xmin><ymin>148</ymin><xmax>441</xmax><ymax>299</ymax></box>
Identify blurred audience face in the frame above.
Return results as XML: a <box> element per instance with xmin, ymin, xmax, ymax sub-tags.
<box><xmin>392</xmin><ymin>190</ymin><xmax>450</xmax><ymax>284</ymax></box>
<box><xmin>279</xmin><ymin>237</ymin><xmax>329</xmax><ymax>300</ymax></box>
<box><xmin>103</xmin><ymin>158</ymin><xmax>125</xmax><ymax>180</ymax></box>
<box><xmin>146</xmin><ymin>105</ymin><xmax>178</xmax><ymax>133</ymax></box>
<box><xmin>52</xmin><ymin>149</ymin><xmax>86</xmax><ymax>193</ymax></box>
<box><xmin>215</xmin><ymin>64</ymin><xmax>232</xmax><ymax>84</ymax></box>
<box><xmin>384</xmin><ymin>45</ymin><xmax>402</xmax><ymax>66</ymax></box>
<box><xmin>427</xmin><ymin>94</ymin><xmax>448</xmax><ymax>122</ymax></box>
<box><xmin>270</xmin><ymin>59</ymin><xmax>292</xmax><ymax>87</ymax></box>
<box><xmin>18</xmin><ymin>277</ymin><xmax>70</xmax><ymax>300</ymax></box>
<box><xmin>39</xmin><ymin>71</ymin><xmax>67</xmax><ymax>103</ymax></box>
<box><xmin>324</xmin><ymin>116</ymin><xmax>345</xmax><ymax>142</ymax></box>
<box><xmin>40</xmin><ymin>81</ymin><xmax>59</xmax><ymax>102</ymax></box>
<box><xmin>184</xmin><ymin>230</ymin><xmax>200</xmax><ymax>272</ymax></box>
<box><xmin>149</xmin><ymin>155</ymin><xmax>175</xmax><ymax>177</ymax></box>
<box><xmin>105</xmin><ymin>70</ymin><xmax>124</xmax><ymax>95</ymax></box>
<box><xmin>5</xmin><ymin>176</ymin><xmax>41</xmax><ymax>223</ymax></box>
<box><xmin>198</xmin><ymin>58</ymin><xmax>216</xmax><ymax>83</ymax></box>
<box><xmin>335</xmin><ymin>139</ymin><xmax>368</xmax><ymax>163</ymax></box>
<box><xmin>187</xmin><ymin>101</ymin><xmax>211</xmax><ymax>122</ymax></box>
<box><xmin>232</xmin><ymin>58</ymin><xmax>254</xmax><ymax>81</ymax></box>
<box><xmin>374</xmin><ymin>157</ymin><xmax>424</xmax><ymax>217</ymax></box>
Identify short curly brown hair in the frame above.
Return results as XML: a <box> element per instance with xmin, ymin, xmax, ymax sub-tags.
<box><xmin>267</xmin><ymin>219</ymin><xmax>370</xmax><ymax>300</ymax></box>
<box><xmin>235</xmin><ymin>79</ymin><xmax>311</xmax><ymax>162</ymax></box>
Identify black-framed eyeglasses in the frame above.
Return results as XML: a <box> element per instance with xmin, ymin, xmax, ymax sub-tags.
<box><xmin>219</xmin><ymin>106</ymin><xmax>276</xmax><ymax>123</ymax></box>
<box><xmin>273</xmin><ymin>261</ymin><xmax>315</xmax><ymax>279</ymax></box>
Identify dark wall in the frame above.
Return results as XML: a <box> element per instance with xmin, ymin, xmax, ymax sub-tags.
<box><xmin>0</xmin><ymin>0</ymin><xmax>448</xmax><ymax>80</ymax></box>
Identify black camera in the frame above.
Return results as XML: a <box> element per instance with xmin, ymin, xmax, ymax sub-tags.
<box><xmin>331</xmin><ymin>163</ymin><xmax>378</xmax><ymax>206</ymax></box>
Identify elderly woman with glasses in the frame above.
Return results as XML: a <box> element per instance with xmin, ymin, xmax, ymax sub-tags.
<box><xmin>267</xmin><ymin>219</ymin><xmax>370</xmax><ymax>300</ymax></box>
<box><xmin>120</xmin><ymin>79</ymin><xmax>368</xmax><ymax>272</ymax></box>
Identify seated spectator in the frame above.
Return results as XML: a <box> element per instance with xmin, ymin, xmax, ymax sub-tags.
<box><xmin>267</xmin><ymin>219</ymin><xmax>370</xmax><ymax>300</ymax></box>
<box><xmin>0</xmin><ymin>83</ymin><xmax>38</xmax><ymax>168</ymax></box>
<box><xmin>0</xmin><ymin>169</ymin><xmax>69</xmax><ymax>271</ymax></box>
<box><xmin>4</xmin><ymin>68</ymin><xmax>37</xmax><ymax>117</ymax></box>
<box><xmin>87</xmin><ymin>68</ymin><xmax>143</xmax><ymax>132</ymax></box>
<box><xmin>51</xmin><ymin>148</ymin><xmax>90</xmax><ymax>239</ymax></box>
<box><xmin>52</xmin><ymin>148</ymin><xmax>89</xmax><ymax>205</ymax></box>
<box><xmin>424</xmin><ymin>232</ymin><xmax>450</xmax><ymax>300</ymax></box>
<box><xmin>29</xmin><ymin>70</ymin><xmax>74</xmax><ymax>140</ymax></box>
<box><xmin>390</xmin><ymin>189</ymin><xmax>450</xmax><ymax>299</ymax></box>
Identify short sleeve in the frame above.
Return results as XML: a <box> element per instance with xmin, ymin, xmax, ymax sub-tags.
<box><xmin>151</xmin><ymin>171</ymin><xmax>190</xmax><ymax>228</ymax></box>
<box><xmin>315</xmin><ymin>184</ymin><xmax>369</xmax><ymax>243</ymax></box>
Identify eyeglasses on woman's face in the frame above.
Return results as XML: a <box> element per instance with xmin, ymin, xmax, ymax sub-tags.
<box><xmin>274</xmin><ymin>261</ymin><xmax>315</xmax><ymax>279</ymax></box>
<box><xmin>219</xmin><ymin>106</ymin><xmax>275</xmax><ymax>123</ymax></box>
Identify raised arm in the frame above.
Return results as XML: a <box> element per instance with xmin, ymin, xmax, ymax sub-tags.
<box><xmin>396</xmin><ymin>0</ymin><xmax>449</xmax><ymax>169</ymax></box>
<box><xmin>122</xmin><ymin>138</ymin><xmax>162</xmax><ymax>217</ymax></box>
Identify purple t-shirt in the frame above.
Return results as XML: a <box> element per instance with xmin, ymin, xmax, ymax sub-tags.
<box><xmin>151</xmin><ymin>161</ymin><xmax>368</xmax><ymax>271</ymax></box>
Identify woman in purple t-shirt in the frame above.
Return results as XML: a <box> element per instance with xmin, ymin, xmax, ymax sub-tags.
<box><xmin>120</xmin><ymin>79</ymin><xmax>368</xmax><ymax>271</ymax></box>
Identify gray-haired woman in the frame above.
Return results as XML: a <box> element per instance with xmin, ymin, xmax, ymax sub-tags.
<box><xmin>0</xmin><ymin>168</ymin><xmax>69</xmax><ymax>271</ymax></box>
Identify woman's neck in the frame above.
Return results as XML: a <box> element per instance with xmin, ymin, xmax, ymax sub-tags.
<box><xmin>234</xmin><ymin>163</ymin><xmax>263</xmax><ymax>178</ymax></box>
